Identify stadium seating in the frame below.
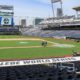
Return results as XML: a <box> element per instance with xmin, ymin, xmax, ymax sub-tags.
<box><xmin>22</xmin><ymin>27</ymin><xmax>80</xmax><ymax>39</ymax></box>
<box><xmin>0</xmin><ymin>63</ymin><xmax>79</xmax><ymax>80</ymax></box>
<box><xmin>0</xmin><ymin>27</ymin><xmax>19</xmax><ymax>35</ymax></box>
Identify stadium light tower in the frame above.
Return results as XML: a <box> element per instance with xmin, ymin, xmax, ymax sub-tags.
<box><xmin>51</xmin><ymin>0</ymin><xmax>63</xmax><ymax>18</ymax></box>
<box><xmin>51</xmin><ymin>0</ymin><xmax>55</xmax><ymax>19</ymax></box>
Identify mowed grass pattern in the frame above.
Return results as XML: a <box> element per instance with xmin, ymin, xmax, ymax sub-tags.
<box><xmin>0</xmin><ymin>47</ymin><xmax>73</xmax><ymax>60</ymax></box>
<box><xmin>0</xmin><ymin>36</ymin><xmax>79</xmax><ymax>60</ymax></box>
<box><xmin>0</xmin><ymin>41</ymin><xmax>41</xmax><ymax>47</ymax></box>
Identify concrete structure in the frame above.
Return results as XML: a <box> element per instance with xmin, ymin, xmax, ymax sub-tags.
<box><xmin>57</xmin><ymin>8</ymin><xmax>63</xmax><ymax>17</ymax></box>
<box><xmin>21</xmin><ymin>19</ymin><xmax>27</xmax><ymax>27</ymax></box>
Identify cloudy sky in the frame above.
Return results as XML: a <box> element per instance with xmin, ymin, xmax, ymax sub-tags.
<box><xmin>0</xmin><ymin>0</ymin><xmax>80</xmax><ymax>18</ymax></box>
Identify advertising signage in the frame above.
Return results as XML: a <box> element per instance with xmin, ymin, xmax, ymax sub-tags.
<box><xmin>0</xmin><ymin>12</ymin><xmax>14</xmax><ymax>16</ymax></box>
<box><xmin>0</xmin><ymin>5</ymin><xmax>13</xmax><ymax>10</ymax></box>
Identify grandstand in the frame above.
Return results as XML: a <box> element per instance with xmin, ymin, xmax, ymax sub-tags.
<box><xmin>22</xmin><ymin>14</ymin><xmax>80</xmax><ymax>39</ymax></box>
<box><xmin>0</xmin><ymin>59</ymin><xmax>80</xmax><ymax>80</ymax></box>
<box><xmin>23</xmin><ymin>28</ymin><xmax>80</xmax><ymax>38</ymax></box>
<box><xmin>39</xmin><ymin>16</ymin><xmax>80</xmax><ymax>29</ymax></box>
<box><xmin>0</xmin><ymin>63</ymin><xmax>80</xmax><ymax>80</ymax></box>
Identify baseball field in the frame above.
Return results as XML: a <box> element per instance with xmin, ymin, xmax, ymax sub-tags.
<box><xmin>0</xmin><ymin>35</ymin><xmax>79</xmax><ymax>60</ymax></box>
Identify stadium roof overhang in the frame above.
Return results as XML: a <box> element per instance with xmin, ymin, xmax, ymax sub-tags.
<box><xmin>73</xmin><ymin>6</ymin><xmax>80</xmax><ymax>11</ymax></box>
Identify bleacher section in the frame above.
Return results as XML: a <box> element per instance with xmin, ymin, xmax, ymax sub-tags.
<box><xmin>39</xmin><ymin>16</ymin><xmax>80</xmax><ymax>30</ymax></box>
<box><xmin>0</xmin><ymin>63</ymin><xmax>80</xmax><ymax>80</ymax></box>
<box><xmin>39</xmin><ymin>16</ymin><xmax>80</xmax><ymax>26</ymax></box>
<box><xmin>0</xmin><ymin>27</ymin><xmax>19</xmax><ymax>35</ymax></box>
<box><xmin>22</xmin><ymin>16</ymin><xmax>80</xmax><ymax>38</ymax></box>
<box><xmin>22</xmin><ymin>27</ymin><xmax>80</xmax><ymax>38</ymax></box>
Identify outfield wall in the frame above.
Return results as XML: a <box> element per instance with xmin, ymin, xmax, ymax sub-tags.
<box><xmin>0</xmin><ymin>57</ymin><xmax>80</xmax><ymax>67</ymax></box>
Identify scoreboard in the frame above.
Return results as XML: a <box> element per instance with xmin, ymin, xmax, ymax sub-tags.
<box><xmin>0</xmin><ymin>5</ymin><xmax>14</xmax><ymax>26</ymax></box>
<box><xmin>0</xmin><ymin>16</ymin><xmax>14</xmax><ymax>26</ymax></box>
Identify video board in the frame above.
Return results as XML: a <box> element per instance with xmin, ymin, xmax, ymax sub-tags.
<box><xmin>0</xmin><ymin>16</ymin><xmax>14</xmax><ymax>26</ymax></box>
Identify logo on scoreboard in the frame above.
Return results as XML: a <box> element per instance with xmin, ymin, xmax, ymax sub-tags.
<box><xmin>3</xmin><ymin>18</ymin><xmax>9</xmax><ymax>24</ymax></box>
<box><xmin>1</xmin><ymin>16</ymin><xmax>12</xmax><ymax>25</ymax></box>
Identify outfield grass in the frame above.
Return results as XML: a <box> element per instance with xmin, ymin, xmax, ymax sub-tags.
<box><xmin>0</xmin><ymin>35</ymin><xmax>40</xmax><ymax>38</ymax></box>
<box><xmin>0</xmin><ymin>36</ymin><xmax>79</xmax><ymax>60</ymax></box>
<box><xmin>0</xmin><ymin>47</ymin><xmax>73</xmax><ymax>60</ymax></box>
<box><xmin>0</xmin><ymin>40</ymin><xmax>41</xmax><ymax>47</ymax></box>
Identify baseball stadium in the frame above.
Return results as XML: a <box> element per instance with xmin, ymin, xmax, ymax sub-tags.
<box><xmin>0</xmin><ymin>0</ymin><xmax>80</xmax><ymax>80</ymax></box>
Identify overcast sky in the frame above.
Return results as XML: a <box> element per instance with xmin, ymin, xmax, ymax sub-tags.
<box><xmin>0</xmin><ymin>0</ymin><xmax>80</xmax><ymax>18</ymax></box>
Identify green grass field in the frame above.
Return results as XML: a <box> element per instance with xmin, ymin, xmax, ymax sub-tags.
<box><xmin>0</xmin><ymin>35</ymin><xmax>79</xmax><ymax>60</ymax></box>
